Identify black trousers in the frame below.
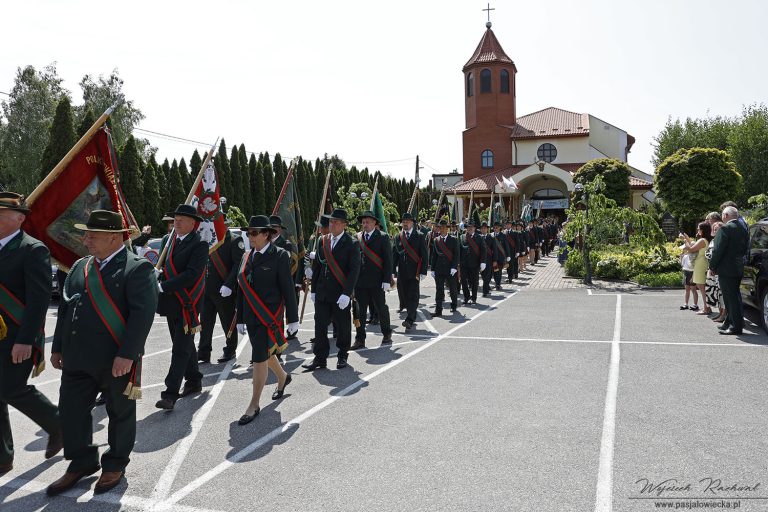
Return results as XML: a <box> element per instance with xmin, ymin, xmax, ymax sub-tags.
<box><xmin>398</xmin><ymin>276</ymin><xmax>421</xmax><ymax>323</ymax></box>
<box><xmin>199</xmin><ymin>290</ymin><xmax>237</xmax><ymax>358</ymax></box>
<box><xmin>0</xmin><ymin>353</ymin><xmax>59</xmax><ymax>465</ymax></box>
<box><xmin>461</xmin><ymin>265</ymin><xmax>480</xmax><ymax>301</ymax></box>
<box><xmin>59</xmin><ymin>367</ymin><xmax>134</xmax><ymax>472</ymax></box>
<box><xmin>507</xmin><ymin>255</ymin><xmax>518</xmax><ymax>280</ymax></box>
<box><xmin>162</xmin><ymin>316</ymin><xmax>203</xmax><ymax>400</ymax></box>
<box><xmin>435</xmin><ymin>274</ymin><xmax>458</xmax><ymax>311</ymax></box>
<box><xmin>493</xmin><ymin>268</ymin><xmax>503</xmax><ymax>287</ymax></box>
<box><xmin>481</xmin><ymin>267</ymin><xmax>493</xmax><ymax>295</ymax></box>
<box><xmin>313</xmin><ymin>299</ymin><xmax>351</xmax><ymax>362</ymax></box>
<box><xmin>719</xmin><ymin>276</ymin><xmax>744</xmax><ymax>332</ymax></box>
<box><xmin>355</xmin><ymin>286</ymin><xmax>391</xmax><ymax>341</ymax></box>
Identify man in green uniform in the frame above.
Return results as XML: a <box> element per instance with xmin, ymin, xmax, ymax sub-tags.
<box><xmin>460</xmin><ymin>220</ymin><xmax>486</xmax><ymax>304</ymax></box>
<box><xmin>430</xmin><ymin>219</ymin><xmax>459</xmax><ymax>316</ymax></box>
<box><xmin>47</xmin><ymin>210</ymin><xmax>157</xmax><ymax>495</ymax></box>
<box><xmin>393</xmin><ymin>213</ymin><xmax>429</xmax><ymax>330</ymax></box>
<box><xmin>0</xmin><ymin>192</ymin><xmax>62</xmax><ymax>476</ymax></box>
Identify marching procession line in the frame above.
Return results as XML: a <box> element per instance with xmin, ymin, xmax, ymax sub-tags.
<box><xmin>594</xmin><ymin>294</ymin><xmax>622</xmax><ymax>512</ymax></box>
<box><xmin>0</xmin><ymin>474</ymin><xmax>226</xmax><ymax>512</ymax></box>
<box><xmin>152</xmin><ymin>291</ymin><xmax>521</xmax><ymax>510</ymax></box>
<box><xmin>149</xmin><ymin>335</ymin><xmax>251</xmax><ymax>503</ymax></box>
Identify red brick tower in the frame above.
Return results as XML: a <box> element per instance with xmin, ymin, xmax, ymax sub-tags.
<box><xmin>462</xmin><ymin>22</ymin><xmax>518</xmax><ymax>180</ymax></box>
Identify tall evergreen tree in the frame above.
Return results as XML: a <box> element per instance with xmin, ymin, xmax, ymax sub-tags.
<box><xmin>168</xmin><ymin>159</ymin><xmax>185</xmax><ymax>208</ymax></box>
<box><xmin>117</xmin><ymin>136</ymin><xmax>144</xmax><ymax>225</ymax></box>
<box><xmin>263</xmin><ymin>152</ymin><xmax>275</xmax><ymax>214</ymax></box>
<box><xmin>39</xmin><ymin>96</ymin><xmax>77</xmax><ymax>183</ymax></box>
<box><xmin>273</xmin><ymin>153</ymin><xmax>285</xmax><ymax>197</ymax></box>
<box><xmin>229</xmin><ymin>145</ymin><xmax>243</xmax><ymax>209</ymax></box>
<box><xmin>76</xmin><ymin>106</ymin><xmax>96</xmax><ymax>138</ymax></box>
<box><xmin>142</xmin><ymin>157</ymin><xmax>162</xmax><ymax>230</ymax></box>
<box><xmin>178</xmin><ymin>157</ymin><xmax>192</xmax><ymax>192</ymax></box>
<box><xmin>190</xmin><ymin>148</ymin><xmax>202</xmax><ymax>176</ymax></box>
<box><xmin>238</xmin><ymin>144</ymin><xmax>251</xmax><ymax>217</ymax></box>
<box><xmin>149</xmin><ymin>154</ymin><xmax>167</xmax><ymax>208</ymax></box>
<box><xmin>250</xmin><ymin>155</ymin><xmax>266</xmax><ymax>215</ymax></box>
<box><xmin>216</xmin><ymin>140</ymin><xmax>232</xmax><ymax>209</ymax></box>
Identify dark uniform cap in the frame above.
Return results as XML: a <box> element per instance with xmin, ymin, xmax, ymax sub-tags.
<box><xmin>0</xmin><ymin>192</ymin><xmax>31</xmax><ymax>213</ymax></box>
<box><xmin>314</xmin><ymin>215</ymin><xmax>330</xmax><ymax>228</ymax></box>
<box><xmin>247</xmin><ymin>215</ymin><xmax>277</xmax><ymax>233</ymax></box>
<box><xmin>357</xmin><ymin>210</ymin><xmax>377</xmax><ymax>222</ymax></box>
<box><xmin>401</xmin><ymin>212</ymin><xmax>414</xmax><ymax>221</ymax></box>
<box><xmin>74</xmin><ymin>210</ymin><xmax>130</xmax><ymax>232</ymax></box>
<box><xmin>166</xmin><ymin>204</ymin><xmax>203</xmax><ymax>222</ymax></box>
<box><xmin>328</xmin><ymin>208</ymin><xmax>349</xmax><ymax>222</ymax></box>
<box><xmin>269</xmin><ymin>215</ymin><xmax>288</xmax><ymax>229</ymax></box>
<box><xmin>438</xmin><ymin>219</ymin><xmax>448</xmax><ymax>227</ymax></box>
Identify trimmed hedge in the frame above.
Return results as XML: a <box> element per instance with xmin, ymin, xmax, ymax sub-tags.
<box><xmin>565</xmin><ymin>243</ymin><xmax>683</xmax><ymax>287</ymax></box>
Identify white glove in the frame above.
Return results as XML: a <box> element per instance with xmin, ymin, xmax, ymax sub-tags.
<box><xmin>450</xmin><ymin>268</ymin><xmax>457</xmax><ymax>276</ymax></box>
<box><xmin>310</xmin><ymin>293</ymin><xmax>316</xmax><ymax>302</ymax></box>
<box><xmin>480</xmin><ymin>263</ymin><xmax>486</xmax><ymax>271</ymax></box>
<box><xmin>309</xmin><ymin>251</ymin><xmax>316</xmax><ymax>260</ymax></box>
<box><xmin>237</xmin><ymin>324</ymin><xmax>247</xmax><ymax>334</ymax></box>
<box><xmin>382</xmin><ymin>282</ymin><xmax>390</xmax><ymax>291</ymax></box>
<box><xmin>430</xmin><ymin>271</ymin><xmax>436</xmax><ymax>278</ymax></box>
<box><xmin>506</xmin><ymin>257</ymin><xmax>511</xmax><ymax>262</ymax></box>
<box><xmin>336</xmin><ymin>294</ymin><xmax>351</xmax><ymax>310</ymax></box>
<box><xmin>157</xmin><ymin>282</ymin><xmax>164</xmax><ymax>293</ymax></box>
<box><xmin>219</xmin><ymin>285</ymin><xmax>232</xmax><ymax>297</ymax></box>
<box><xmin>287</xmin><ymin>322</ymin><xmax>300</xmax><ymax>335</ymax></box>
<box><xmin>305</xmin><ymin>267</ymin><xmax>313</xmax><ymax>279</ymax></box>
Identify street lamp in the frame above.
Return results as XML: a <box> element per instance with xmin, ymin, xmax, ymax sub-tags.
<box><xmin>573</xmin><ymin>183</ymin><xmax>593</xmax><ymax>286</ymax></box>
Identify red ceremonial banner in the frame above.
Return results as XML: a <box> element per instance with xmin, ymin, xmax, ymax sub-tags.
<box><xmin>192</xmin><ymin>161</ymin><xmax>227</xmax><ymax>254</ymax></box>
<box><xmin>23</xmin><ymin>127</ymin><xmax>137</xmax><ymax>270</ymax></box>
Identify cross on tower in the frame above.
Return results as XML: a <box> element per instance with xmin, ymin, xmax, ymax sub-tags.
<box><xmin>483</xmin><ymin>3</ymin><xmax>495</xmax><ymax>23</ymax></box>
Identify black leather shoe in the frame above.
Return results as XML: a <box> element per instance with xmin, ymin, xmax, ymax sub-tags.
<box><xmin>238</xmin><ymin>407</ymin><xmax>260</xmax><ymax>425</ymax></box>
<box><xmin>381</xmin><ymin>332</ymin><xmax>393</xmax><ymax>344</ymax></box>
<box><xmin>719</xmin><ymin>328</ymin><xmax>742</xmax><ymax>335</ymax></box>
<box><xmin>217</xmin><ymin>353</ymin><xmax>235</xmax><ymax>363</ymax></box>
<box><xmin>181</xmin><ymin>382</ymin><xmax>202</xmax><ymax>397</ymax></box>
<box><xmin>46</xmin><ymin>466</ymin><xmax>101</xmax><ymax>496</ymax></box>
<box><xmin>45</xmin><ymin>429</ymin><xmax>64</xmax><ymax>459</ymax></box>
<box><xmin>272</xmin><ymin>374</ymin><xmax>292</xmax><ymax>400</ymax></box>
<box><xmin>337</xmin><ymin>356</ymin><xmax>348</xmax><ymax>369</ymax></box>
<box><xmin>197</xmin><ymin>354</ymin><xmax>211</xmax><ymax>364</ymax></box>
<box><xmin>155</xmin><ymin>398</ymin><xmax>176</xmax><ymax>410</ymax></box>
<box><xmin>350</xmin><ymin>340</ymin><xmax>366</xmax><ymax>350</ymax></box>
<box><xmin>301</xmin><ymin>359</ymin><xmax>327</xmax><ymax>372</ymax></box>
<box><xmin>402</xmin><ymin>319</ymin><xmax>413</xmax><ymax>330</ymax></box>
<box><xmin>432</xmin><ymin>311</ymin><xmax>443</xmax><ymax>318</ymax></box>
<box><xmin>0</xmin><ymin>462</ymin><xmax>12</xmax><ymax>475</ymax></box>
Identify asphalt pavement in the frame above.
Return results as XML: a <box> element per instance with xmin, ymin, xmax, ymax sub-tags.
<box><xmin>2</xmin><ymin>255</ymin><xmax>768</xmax><ymax>511</ymax></box>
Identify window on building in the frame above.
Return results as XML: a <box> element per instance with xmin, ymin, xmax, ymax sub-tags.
<box><xmin>500</xmin><ymin>69</ymin><xmax>510</xmax><ymax>93</ymax></box>
<box><xmin>481</xmin><ymin>149</ymin><xmax>494</xmax><ymax>169</ymax></box>
<box><xmin>537</xmin><ymin>143</ymin><xmax>557</xmax><ymax>163</ymax></box>
<box><xmin>532</xmin><ymin>188</ymin><xmax>565</xmax><ymax>199</ymax></box>
<box><xmin>467</xmin><ymin>72</ymin><xmax>473</xmax><ymax>97</ymax></box>
<box><xmin>480</xmin><ymin>69</ymin><xmax>492</xmax><ymax>93</ymax></box>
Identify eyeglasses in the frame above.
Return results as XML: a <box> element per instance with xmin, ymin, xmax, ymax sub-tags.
<box><xmin>247</xmin><ymin>230</ymin><xmax>262</xmax><ymax>237</ymax></box>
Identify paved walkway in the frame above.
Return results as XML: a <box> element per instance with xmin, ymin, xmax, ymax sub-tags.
<box><xmin>518</xmin><ymin>253</ymin><xmax>584</xmax><ymax>289</ymax></box>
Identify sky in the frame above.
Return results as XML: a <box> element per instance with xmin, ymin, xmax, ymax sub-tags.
<box><xmin>1</xmin><ymin>0</ymin><xmax>766</xmax><ymax>183</ymax></box>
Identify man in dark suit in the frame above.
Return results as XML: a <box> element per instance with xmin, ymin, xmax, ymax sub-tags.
<box><xmin>303</xmin><ymin>209</ymin><xmax>361</xmax><ymax>371</ymax></box>
<box><xmin>352</xmin><ymin>210</ymin><xmax>393</xmax><ymax>350</ymax></box>
<box><xmin>393</xmin><ymin>213</ymin><xmax>428</xmax><ymax>330</ymax></box>
<box><xmin>0</xmin><ymin>192</ymin><xmax>62</xmax><ymax>477</ymax></box>
<box><xmin>709</xmin><ymin>206</ymin><xmax>750</xmax><ymax>335</ymax></box>
<box><xmin>48</xmin><ymin>210</ymin><xmax>157</xmax><ymax>495</ymax></box>
<box><xmin>460</xmin><ymin>220</ymin><xmax>486</xmax><ymax>304</ymax></box>
<box><xmin>504</xmin><ymin>221</ymin><xmax>518</xmax><ymax>282</ymax></box>
<box><xmin>492</xmin><ymin>222</ymin><xmax>510</xmax><ymax>290</ymax></box>
<box><xmin>198</xmin><ymin>229</ymin><xmax>244</xmax><ymax>364</ymax></box>
<box><xmin>156</xmin><ymin>205</ymin><xmax>208</xmax><ymax>410</ymax></box>
<box><xmin>479</xmin><ymin>222</ymin><xmax>498</xmax><ymax>297</ymax></box>
<box><xmin>430</xmin><ymin>219</ymin><xmax>459</xmax><ymax>316</ymax></box>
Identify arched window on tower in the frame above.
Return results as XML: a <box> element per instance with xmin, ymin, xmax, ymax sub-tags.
<box><xmin>480</xmin><ymin>69</ymin><xmax>492</xmax><ymax>93</ymax></box>
<box><xmin>467</xmin><ymin>72</ymin><xmax>473</xmax><ymax>97</ymax></box>
<box><xmin>481</xmin><ymin>149</ymin><xmax>494</xmax><ymax>169</ymax></box>
<box><xmin>500</xmin><ymin>69</ymin><xmax>510</xmax><ymax>93</ymax></box>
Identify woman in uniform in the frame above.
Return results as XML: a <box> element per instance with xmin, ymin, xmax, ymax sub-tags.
<box><xmin>235</xmin><ymin>215</ymin><xmax>299</xmax><ymax>425</ymax></box>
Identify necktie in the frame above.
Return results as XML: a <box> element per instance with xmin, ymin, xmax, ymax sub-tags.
<box><xmin>331</xmin><ymin>237</ymin><xmax>337</xmax><ymax>250</ymax></box>
<box><xmin>365</xmin><ymin>233</ymin><xmax>370</xmax><ymax>242</ymax></box>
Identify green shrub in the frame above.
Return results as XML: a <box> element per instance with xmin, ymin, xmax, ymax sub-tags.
<box><xmin>564</xmin><ymin>249</ymin><xmax>585</xmax><ymax>278</ymax></box>
<box><xmin>595</xmin><ymin>256</ymin><xmax>622</xmax><ymax>279</ymax></box>
<box><xmin>633</xmin><ymin>271</ymin><xmax>683</xmax><ymax>287</ymax></box>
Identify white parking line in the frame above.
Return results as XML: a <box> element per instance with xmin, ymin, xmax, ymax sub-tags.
<box><xmin>154</xmin><ymin>291</ymin><xmax>520</xmax><ymax>510</ymax></box>
<box><xmin>594</xmin><ymin>294</ymin><xmax>621</xmax><ymax>512</ymax></box>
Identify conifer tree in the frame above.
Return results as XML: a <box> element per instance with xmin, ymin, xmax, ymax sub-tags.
<box><xmin>117</xmin><ymin>136</ymin><xmax>144</xmax><ymax>225</ymax></box>
<box><xmin>216</xmin><ymin>140</ymin><xmax>232</xmax><ymax>208</ymax></box>
<box><xmin>238</xmin><ymin>144</ymin><xmax>251</xmax><ymax>217</ymax></box>
<box><xmin>229</xmin><ymin>145</ymin><xmax>242</xmax><ymax>209</ymax></box>
<box><xmin>250</xmin><ymin>155</ymin><xmax>266</xmax><ymax>215</ymax></box>
<box><xmin>168</xmin><ymin>159</ymin><xmax>185</xmax><ymax>208</ymax></box>
<box><xmin>39</xmin><ymin>96</ymin><xmax>77</xmax><ymax>183</ymax></box>
<box><xmin>273</xmin><ymin>153</ymin><xmax>285</xmax><ymax>196</ymax></box>
<box><xmin>262</xmin><ymin>152</ymin><xmax>275</xmax><ymax>214</ymax></box>
<box><xmin>190</xmin><ymin>149</ymin><xmax>202</xmax><ymax>176</ymax></box>
<box><xmin>77</xmin><ymin>106</ymin><xmax>96</xmax><ymax>138</ymax></box>
<box><xmin>179</xmin><ymin>157</ymin><xmax>191</xmax><ymax>192</ymax></box>
<box><xmin>142</xmin><ymin>158</ymin><xmax>162</xmax><ymax>229</ymax></box>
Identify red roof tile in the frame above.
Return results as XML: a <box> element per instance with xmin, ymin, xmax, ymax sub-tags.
<box><xmin>630</xmin><ymin>175</ymin><xmax>652</xmax><ymax>188</ymax></box>
<box><xmin>463</xmin><ymin>26</ymin><xmax>515</xmax><ymax>71</ymax></box>
<box><xmin>508</xmin><ymin>107</ymin><xmax>590</xmax><ymax>139</ymax></box>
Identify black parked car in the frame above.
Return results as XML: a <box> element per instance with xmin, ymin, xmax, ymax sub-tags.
<box><xmin>741</xmin><ymin>219</ymin><xmax>768</xmax><ymax>333</ymax></box>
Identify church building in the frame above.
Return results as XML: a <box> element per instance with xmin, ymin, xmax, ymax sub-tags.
<box><xmin>447</xmin><ymin>21</ymin><xmax>653</xmax><ymax>220</ymax></box>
